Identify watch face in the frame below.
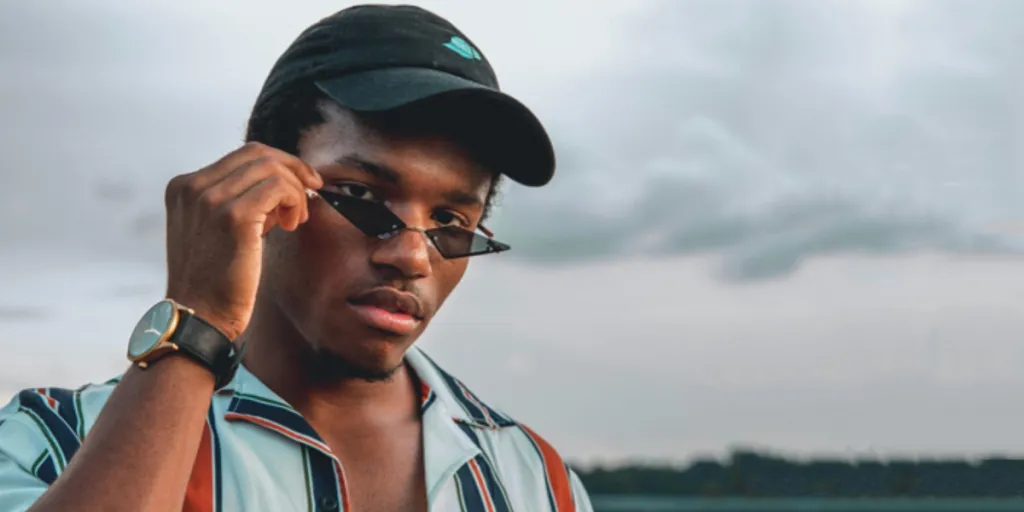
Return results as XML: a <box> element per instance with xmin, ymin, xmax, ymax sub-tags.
<box><xmin>128</xmin><ymin>300</ymin><xmax>177</xmax><ymax>359</ymax></box>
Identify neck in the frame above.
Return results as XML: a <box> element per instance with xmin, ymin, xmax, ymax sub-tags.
<box><xmin>239</xmin><ymin>297</ymin><xmax>421</xmax><ymax>429</ymax></box>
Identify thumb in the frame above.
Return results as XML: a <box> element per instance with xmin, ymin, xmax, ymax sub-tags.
<box><xmin>262</xmin><ymin>209</ymin><xmax>281</xmax><ymax>237</ymax></box>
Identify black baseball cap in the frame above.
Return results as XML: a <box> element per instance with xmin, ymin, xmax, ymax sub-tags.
<box><xmin>253</xmin><ymin>4</ymin><xmax>556</xmax><ymax>187</ymax></box>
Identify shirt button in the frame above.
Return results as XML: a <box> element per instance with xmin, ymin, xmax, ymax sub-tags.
<box><xmin>319</xmin><ymin>497</ymin><xmax>339</xmax><ymax>511</ymax></box>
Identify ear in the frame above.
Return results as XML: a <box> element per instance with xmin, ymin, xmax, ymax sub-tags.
<box><xmin>481</xmin><ymin>173</ymin><xmax>504</xmax><ymax>221</ymax></box>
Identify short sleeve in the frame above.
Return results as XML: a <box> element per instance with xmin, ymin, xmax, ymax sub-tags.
<box><xmin>0</xmin><ymin>391</ymin><xmax>64</xmax><ymax>512</ymax></box>
<box><xmin>568</xmin><ymin>468</ymin><xmax>594</xmax><ymax>512</ymax></box>
<box><xmin>0</xmin><ymin>449</ymin><xmax>48</xmax><ymax>512</ymax></box>
<box><xmin>0</xmin><ymin>381</ymin><xmax>118</xmax><ymax>512</ymax></box>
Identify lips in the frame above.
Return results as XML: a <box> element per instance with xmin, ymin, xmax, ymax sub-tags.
<box><xmin>349</xmin><ymin>288</ymin><xmax>424</xmax><ymax>319</ymax></box>
<box><xmin>347</xmin><ymin>287</ymin><xmax>425</xmax><ymax>335</ymax></box>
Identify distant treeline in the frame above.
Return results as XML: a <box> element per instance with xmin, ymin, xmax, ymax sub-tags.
<box><xmin>573</xmin><ymin>450</ymin><xmax>1024</xmax><ymax>497</ymax></box>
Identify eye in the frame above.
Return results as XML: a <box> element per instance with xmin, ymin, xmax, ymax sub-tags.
<box><xmin>334</xmin><ymin>183</ymin><xmax>377</xmax><ymax>201</ymax></box>
<box><xmin>433</xmin><ymin>209</ymin><xmax>470</xmax><ymax>228</ymax></box>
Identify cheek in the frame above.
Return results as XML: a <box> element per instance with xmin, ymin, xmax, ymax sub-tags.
<box><xmin>263</xmin><ymin>215</ymin><xmax>369</xmax><ymax>303</ymax></box>
<box><xmin>432</xmin><ymin>258</ymin><xmax>471</xmax><ymax>309</ymax></box>
<box><xmin>293</xmin><ymin>215</ymin><xmax>370</xmax><ymax>285</ymax></box>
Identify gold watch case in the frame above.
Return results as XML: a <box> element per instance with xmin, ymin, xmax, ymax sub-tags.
<box><xmin>126</xmin><ymin>298</ymin><xmax>196</xmax><ymax>368</ymax></box>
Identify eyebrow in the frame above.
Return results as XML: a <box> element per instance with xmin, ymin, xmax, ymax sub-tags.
<box><xmin>334</xmin><ymin>155</ymin><xmax>401</xmax><ymax>185</ymax></box>
<box><xmin>334</xmin><ymin>154</ymin><xmax>485</xmax><ymax>208</ymax></box>
<box><xmin>444</xmin><ymin>190</ymin><xmax>484</xmax><ymax>208</ymax></box>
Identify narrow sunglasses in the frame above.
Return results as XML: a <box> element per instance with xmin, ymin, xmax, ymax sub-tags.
<box><xmin>315</xmin><ymin>189</ymin><xmax>510</xmax><ymax>259</ymax></box>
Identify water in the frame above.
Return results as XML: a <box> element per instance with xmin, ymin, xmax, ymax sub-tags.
<box><xmin>591</xmin><ymin>496</ymin><xmax>1024</xmax><ymax>512</ymax></box>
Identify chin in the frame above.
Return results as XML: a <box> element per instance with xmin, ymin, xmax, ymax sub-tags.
<box><xmin>309</xmin><ymin>327</ymin><xmax>419</xmax><ymax>382</ymax></box>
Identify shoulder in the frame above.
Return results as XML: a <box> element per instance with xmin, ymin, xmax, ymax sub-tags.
<box><xmin>0</xmin><ymin>377</ymin><xmax>121</xmax><ymax>483</ymax></box>
<box><xmin>0</xmin><ymin>377</ymin><xmax>122</xmax><ymax>438</ymax></box>
<box><xmin>469</xmin><ymin>415</ymin><xmax>590</xmax><ymax>510</ymax></box>
<box><xmin>408</xmin><ymin>347</ymin><xmax>593</xmax><ymax>510</ymax></box>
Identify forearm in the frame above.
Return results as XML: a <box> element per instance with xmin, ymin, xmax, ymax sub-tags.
<box><xmin>28</xmin><ymin>356</ymin><xmax>214</xmax><ymax>512</ymax></box>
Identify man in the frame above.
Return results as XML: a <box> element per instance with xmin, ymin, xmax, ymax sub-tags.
<box><xmin>0</xmin><ymin>5</ymin><xmax>593</xmax><ymax>512</ymax></box>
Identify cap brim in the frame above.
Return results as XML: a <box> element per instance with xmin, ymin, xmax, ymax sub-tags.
<box><xmin>314</xmin><ymin>67</ymin><xmax>555</xmax><ymax>187</ymax></box>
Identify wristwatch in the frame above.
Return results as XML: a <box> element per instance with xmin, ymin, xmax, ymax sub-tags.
<box><xmin>127</xmin><ymin>298</ymin><xmax>242</xmax><ymax>390</ymax></box>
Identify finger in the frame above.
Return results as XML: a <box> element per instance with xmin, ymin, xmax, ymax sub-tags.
<box><xmin>207</xmin><ymin>157</ymin><xmax>304</xmax><ymax>202</ymax></box>
<box><xmin>188</xmin><ymin>142</ymin><xmax>279</xmax><ymax>190</ymax></box>
<box><xmin>261</xmin><ymin>204</ymin><xmax>303</xmax><ymax>236</ymax></box>
<box><xmin>203</xmin><ymin>158</ymin><xmax>310</xmax><ymax>224</ymax></box>
<box><xmin>262</xmin><ymin>200</ymin><xmax>305</xmax><ymax>235</ymax></box>
<box><xmin>191</xmin><ymin>141</ymin><xmax>321</xmax><ymax>192</ymax></box>
<box><xmin>173</xmin><ymin>144</ymin><xmax>319</xmax><ymax>220</ymax></box>
<box><xmin>272</xmin><ymin>202</ymin><xmax>304</xmax><ymax>232</ymax></box>
<box><xmin>212</xmin><ymin>146</ymin><xmax>321</xmax><ymax>205</ymax></box>
<box><xmin>267</xmin><ymin>149</ymin><xmax>324</xmax><ymax>190</ymax></box>
<box><xmin>230</xmin><ymin>142</ymin><xmax>322</xmax><ymax>190</ymax></box>
<box><xmin>226</xmin><ymin>174</ymin><xmax>306</xmax><ymax>235</ymax></box>
<box><xmin>263</xmin><ymin>210</ymin><xmax>279</xmax><ymax>237</ymax></box>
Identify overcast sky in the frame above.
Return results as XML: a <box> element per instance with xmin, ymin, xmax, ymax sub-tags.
<box><xmin>3</xmin><ymin>0</ymin><xmax>1024</xmax><ymax>466</ymax></box>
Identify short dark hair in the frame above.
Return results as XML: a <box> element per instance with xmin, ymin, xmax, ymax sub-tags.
<box><xmin>244</xmin><ymin>82</ymin><xmax>503</xmax><ymax>221</ymax></box>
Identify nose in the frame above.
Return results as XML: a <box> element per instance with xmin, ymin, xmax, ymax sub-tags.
<box><xmin>369</xmin><ymin>211</ymin><xmax>433</xmax><ymax>280</ymax></box>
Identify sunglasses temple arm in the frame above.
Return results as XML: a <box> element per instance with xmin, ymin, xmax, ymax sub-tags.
<box><xmin>478</xmin><ymin>225</ymin><xmax>495</xmax><ymax>238</ymax></box>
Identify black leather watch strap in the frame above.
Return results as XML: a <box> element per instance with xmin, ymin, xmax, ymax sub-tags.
<box><xmin>170</xmin><ymin>311</ymin><xmax>241</xmax><ymax>390</ymax></box>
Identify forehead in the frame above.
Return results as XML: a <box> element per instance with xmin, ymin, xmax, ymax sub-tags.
<box><xmin>297</xmin><ymin>101</ymin><xmax>375</xmax><ymax>167</ymax></box>
<box><xmin>297</xmin><ymin>101</ymin><xmax>491</xmax><ymax>191</ymax></box>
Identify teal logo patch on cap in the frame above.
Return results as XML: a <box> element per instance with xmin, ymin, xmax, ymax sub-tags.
<box><xmin>443</xmin><ymin>36</ymin><xmax>482</xmax><ymax>60</ymax></box>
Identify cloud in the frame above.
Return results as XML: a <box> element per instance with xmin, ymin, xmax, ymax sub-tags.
<box><xmin>0</xmin><ymin>1</ymin><xmax>253</xmax><ymax>265</ymax></box>
<box><xmin>0</xmin><ymin>0</ymin><xmax>646</xmax><ymax>267</ymax></box>
<box><xmin>487</xmin><ymin>0</ymin><xmax>1024</xmax><ymax>280</ymax></box>
<box><xmin>0</xmin><ymin>307</ymin><xmax>49</xmax><ymax>323</ymax></box>
<box><xmin>5</xmin><ymin>0</ymin><xmax>1024</xmax><ymax>282</ymax></box>
<box><xmin>7</xmin><ymin>252</ymin><xmax>1024</xmax><ymax>463</ymax></box>
<box><xmin>4</xmin><ymin>1</ymin><xmax>1024</xmax><ymax>465</ymax></box>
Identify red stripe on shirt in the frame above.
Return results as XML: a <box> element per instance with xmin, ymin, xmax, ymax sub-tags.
<box><xmin>520</xmin><ymin>424</ymin><xmax>575</xmax><ymax>512</ymax></box>
<box><xmin>224</xmin><ymin>412</ymin><xmax>333</xmax><ymax>455</ymax></box>
<box><xmin>469</xmin><ymin>458</ymin><xmax>496</xmax><ymax>512</ymax></box>
<box><xmin>183</xmin><ymin>421</ymin><xmax>214</xmax><ymax>512</ymax></box>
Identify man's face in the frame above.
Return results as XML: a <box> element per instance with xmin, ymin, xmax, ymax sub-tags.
<box><xmin>261</xmin><ymin>101</ymin><xmax>493</xmax><ymax>380</ymax></box>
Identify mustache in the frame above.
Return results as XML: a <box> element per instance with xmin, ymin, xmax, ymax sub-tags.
<box><xmin>347</xmin><ymin>282</ymin><xmax>429</xmax><ymax>319</ymax></box>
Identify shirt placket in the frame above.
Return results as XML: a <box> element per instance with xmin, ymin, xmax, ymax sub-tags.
<box><xmin>225</xmin><ymin>393</ymin><xmax>350</xmax><ymax>511</ymax></box>
<box><xmin>224</xmin><ymin>380</ymin><xmax>455</xmax><ymax>511</ymax></box>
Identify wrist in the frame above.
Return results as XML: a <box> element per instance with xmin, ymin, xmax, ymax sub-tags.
<box><xmin>127</xmin><ymin>298</ymin><xmax>243</xmax><ymax>390</ymax></box>
<box><xmin>164</xmin><ymin>294</ymin><xmax>246</xmax><ymax>341</ymax></box>
<box><xmin>126</xmin><ymin>351</ymin><xmax>217</xmax><ymax>390</ymax></box>
<box><xmin>188</xmin><ymin>308</ymin><xmax>245</xmax><ymax>343</ymax></box>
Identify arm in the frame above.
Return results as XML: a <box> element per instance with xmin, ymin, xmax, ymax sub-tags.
<box><xmin>27</xmin><ymin>358</ymin><xmax>215</xmax><ymax>512</ymax></box>
<box><xmin>0</xmin><ymin>143</ymin><xmax>322</xmax><ymax>512</ymax></box>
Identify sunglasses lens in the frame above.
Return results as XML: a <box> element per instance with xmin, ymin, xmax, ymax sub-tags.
<box><xmin>319</xmin><ymin>191</ymin><xmax>403</xmax><ymax>237</ymax></box>
<box><xmin>318</xmin><ymin>191</ymin><xmax>509</xmax><ymax>258</ymax></box>
<box><xmin>426</xmin><ymin>226</ymin><xmax>510</xmax><ymax>258</ymax></box>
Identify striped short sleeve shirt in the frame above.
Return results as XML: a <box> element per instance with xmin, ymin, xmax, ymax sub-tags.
<box><xmin>0</xmin><ymin>346</ymin><xmax>593</xmax><ymax>512</ymax></box>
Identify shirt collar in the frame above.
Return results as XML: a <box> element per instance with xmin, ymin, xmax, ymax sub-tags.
<box><xmin>217</xmin><ymin>346</ymin><xmax>516</xmax><ymax>429</ymax></box>
<box><xmin>403</xmin><ymin>347</ymin><xmax>516</xmax><ymax>430</ymax></box>
<box><xmin>218</xmin><ymin>365</ymin><xmax>336</xmax><ymax>457</ymax></box>
<box><xmin>214</xmin><ymin>346</ymin><xmax>513</xmax><ymax>487</ymax></box>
